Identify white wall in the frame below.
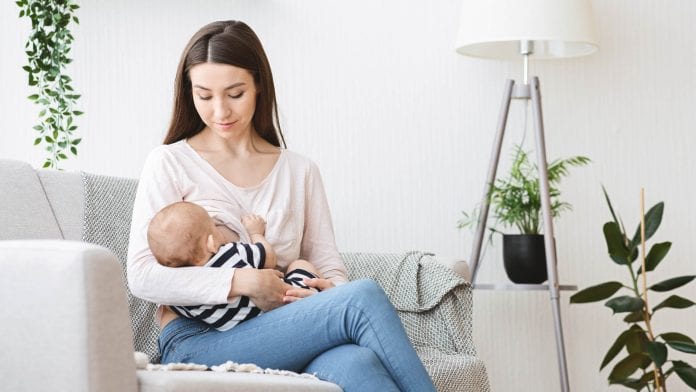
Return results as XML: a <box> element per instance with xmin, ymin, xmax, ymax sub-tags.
<box><xmin>2</xmin><ymin>1</ymin><xmax>695</xmax><ymax>391</ymax></box>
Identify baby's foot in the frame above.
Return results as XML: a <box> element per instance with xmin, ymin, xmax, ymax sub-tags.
<box><xmin>241</xmin><ymin>214</ymin><xmax>266</xmax><ymax>236</ymax></box>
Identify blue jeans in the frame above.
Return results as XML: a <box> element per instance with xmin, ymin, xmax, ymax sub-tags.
<box><xmin>159</xmin><ymin>279</ymin><xmax>436</xmax><ymax>392</ymax></box>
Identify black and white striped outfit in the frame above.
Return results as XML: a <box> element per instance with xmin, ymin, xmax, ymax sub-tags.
<box><xmin>170</xmin><ymin>242</ymin><xmax>318</xmax><ymax>331</ymax></box>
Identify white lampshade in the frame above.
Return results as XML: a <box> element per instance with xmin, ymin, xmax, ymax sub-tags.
<box><xmin>456</xmin><ymin>0</ymin><xmax>599</xmax><ymax>60</ymax></box>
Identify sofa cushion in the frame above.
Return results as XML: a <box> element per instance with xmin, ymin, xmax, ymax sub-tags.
<box><xmin>0</xmin><ymin>159</ymin><xmax>62</xmax><ymax>240</ymax></box>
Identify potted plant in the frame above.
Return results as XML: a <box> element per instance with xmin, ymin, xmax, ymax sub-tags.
<box><xmin>459</xmin><ymin>145</ymin><xmax>590</xmax><ymax>283</ymax></box>
<box><xmin>570</xmin><ymin>189</ymin><xmax>696</xmax><ymax>390</ymax></box>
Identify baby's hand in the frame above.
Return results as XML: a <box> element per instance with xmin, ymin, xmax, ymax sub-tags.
<box><xmin>241</xmin><ymin>214</ymin><xmax>266</xmax><ymax>236</ymax></box>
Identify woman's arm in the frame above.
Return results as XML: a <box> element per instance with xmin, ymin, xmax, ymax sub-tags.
<box><xmin>127</xmin><ymin>147</ymin><xmax>236</xmax><ymax>305</ymax></box>
<box><xmin>300</xmin><ymin>162</ymin><xmax>349</xmax><ymax>284</ymax></box>
<box><xmin>229</xmin><ymin>268</ymin><xmax>289</xmax><ymax>310</ymax></box>
<box><xmin>277</xmin><ymin>160</ymin><xmax>349</xmax><ymax>303</ymax></box>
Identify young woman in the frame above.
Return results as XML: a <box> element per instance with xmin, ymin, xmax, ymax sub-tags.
<box><xmin>126</xmin><ymin>20</ymin><xmax>436</xmax><ymax>392</ymax></box>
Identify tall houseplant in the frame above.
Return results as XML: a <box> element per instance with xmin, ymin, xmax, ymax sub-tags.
<box><xmin>17</xmin><ymin>0</ymin><xmax>82</xmax><ymax>169</ymax></box>
<box><xmin>570</xmin><ymin>189</ymin><xmax>696</xmax><ymax>390</ymax></box>
<box><xmin>459</xmin><ymin>145</ymin><xmax>590</xmax><ymax>283</ymax></box>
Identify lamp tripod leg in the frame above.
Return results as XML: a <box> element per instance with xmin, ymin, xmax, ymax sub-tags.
<box><xmin>469</xmin><ymin>79</ymin><xmax>515</xmax><ymax>284</ymax></box>
<box><xmin>530</xmin><ymin>76</ymin><xmax>571</xmax><ymax>392</ymax></box>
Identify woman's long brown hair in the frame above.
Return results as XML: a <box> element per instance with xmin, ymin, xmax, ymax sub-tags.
<box><xmin>163</xmin><ymin>21</ymin><xmax>286</xmax><ymax>148</ymax></box>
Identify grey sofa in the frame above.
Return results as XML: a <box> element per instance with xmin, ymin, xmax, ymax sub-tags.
<box><xmin>0</xmin><ymin>158</ymin><xmax>490</xmax><ymax>392</ymax></box>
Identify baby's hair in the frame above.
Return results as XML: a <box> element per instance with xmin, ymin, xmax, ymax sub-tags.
<box><xmin>147</xmin><ymin>201</ymin><xmax>212</xmax><ymax>267</ymax></box>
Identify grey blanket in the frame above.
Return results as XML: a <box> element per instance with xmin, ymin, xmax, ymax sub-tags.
<box><xmin>343</xmin><ymin>251</ymin><xmax>469</xmax><ymax>312</ymax></box>
<box><xmin>81</xmin><ymin>172</ymin><xmax>160</xmax><ymax>362</ymax></box>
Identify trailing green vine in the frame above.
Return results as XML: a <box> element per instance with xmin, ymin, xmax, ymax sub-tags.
<box><xmin>17</xmin><ymin>0</ymin><xmax>82</xmax><ymax>169</ymax></box>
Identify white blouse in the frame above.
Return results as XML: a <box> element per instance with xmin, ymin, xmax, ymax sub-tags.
<box><xmin>126</xmin><ymin>140</ymin><xmax>348</xmax><ymax>307</ymax></box>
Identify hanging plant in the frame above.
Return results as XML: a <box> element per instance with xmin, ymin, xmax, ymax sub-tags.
<box><xmin>17</xmin><ymin>0</ymin><xmax>82</xmax><ymax>169</ymax></box>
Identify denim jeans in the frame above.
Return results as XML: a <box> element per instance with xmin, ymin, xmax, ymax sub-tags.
<box><xmin>159</xmin><ymin>279</ymin><xmax>436</xmax><ymax>392</ymax></box>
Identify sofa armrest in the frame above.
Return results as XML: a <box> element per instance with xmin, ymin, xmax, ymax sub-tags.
<box><xmin>418</xmin><ymin>348</ymin><xmax>490</xmax><ymax>392</ymax></box>
<box><xmin>0</xmin><ymin>240</ymin><xmax>138</xmax><ymax>392</ymax></box>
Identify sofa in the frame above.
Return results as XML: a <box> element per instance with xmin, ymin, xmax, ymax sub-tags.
<box><xmin>0</xmin><ymin>158</ymin><xmax>490</xmax><ymax>392</ymax></box>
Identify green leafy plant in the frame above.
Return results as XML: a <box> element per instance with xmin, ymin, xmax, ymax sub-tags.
<box><xmin>17</xmin><ymin>0</ymin><xmax>82</xmax><ymax>169</ymax></box>
<box><xmin>570</xmin><ymin>188</ymin><xmax>696</xmax><ymax>391</ymax></box>
<box><xmin>458</xmin><ymin>145</ymin><xmax>590</xmax><ymax>235</ymax></box>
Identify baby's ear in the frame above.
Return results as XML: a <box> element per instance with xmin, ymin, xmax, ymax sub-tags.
<box><xmin>207</xmin><ymin>234</ymin><xmax>217</xmax><ymax>253</ymax></box>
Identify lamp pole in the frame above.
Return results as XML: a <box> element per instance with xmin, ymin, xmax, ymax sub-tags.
<box><xmin>467</xmin><ymin>75</ymin><xmax>572</xmax><ymax>391</ymax></box>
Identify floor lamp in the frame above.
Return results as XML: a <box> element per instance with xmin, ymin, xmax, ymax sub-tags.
<box><xmin>455</xmin><ymin>1</ymin><xmax>599</xmax><ymax>391</ymax></box>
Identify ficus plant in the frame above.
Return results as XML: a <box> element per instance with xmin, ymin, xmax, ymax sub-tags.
<box><xmin>17</xmin><ymin>0</ymin><xmax>82</xmax><ymax>169</ymax></box>
<box><xmin>570</xmin><ymin>188</ymin><xmax>696</xmax><ymax>391</ymax></box>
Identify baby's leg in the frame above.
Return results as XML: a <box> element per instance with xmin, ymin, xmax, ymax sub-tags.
<box><xmin>287</xmin><ymin>259</ymin><xmax>322</xmax><ymax>278</ymax></box>
<box><xmin>284</xmin><ymin>259</ymin><xmax>322</xmax><ymax>291</ymax></box>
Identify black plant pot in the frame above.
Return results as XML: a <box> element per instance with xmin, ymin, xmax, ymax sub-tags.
<box><xmin>502</xmin><ymin>234</ymin><xmax>548</xmax><ymax>284</ymax></box>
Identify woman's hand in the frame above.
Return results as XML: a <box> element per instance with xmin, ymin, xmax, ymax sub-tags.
<box><xmin>230</xmin><ymin>268</ymin><xmax>292</xmax><ymax>311</ymax></box>
<box><xmin>283</xmin><ymin>278</ymin><xmax>335</xmax><ymax>303</ymax></box>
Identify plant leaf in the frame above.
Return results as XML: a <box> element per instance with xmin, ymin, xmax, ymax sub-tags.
<box><xmin>623</xmin><ymin>310</ymin><xmax>646</xmax><ymax>323</ymax></box>
<box><xmin>645</xmin><ymin>341</ymin><xmax>667</xmax><ymax>367</ymax></box>
<box><xmin>631</xmin><ymin>202</ymin><xmax>664</xmax><ymax>246</ymax></box>
<box><xmin>626</xmin><ymin>328</ymin><xmax>649</xmax><ymax>354</ymax></box>
<box><xmin>638</xmin><ymin>372</ymin><xmax>656</xmax><ymax>383</ymax></box>
<box><xmin>601</xmin><ymin>329</ymin><xmax>634</xmax><ymax>370</ymax></box>
<box><xmin>674</xmin><ymin>360</ymin><xmax>692</xmax><ymax>368</ymax></box>
<box><xmin>602</xmin><ymin>186</ymin><xmax>621</xmax><ymax>228</ymax></box>
<box><xmin>653</xmin><ymin>295</ymin><xmax>695</xmax><ymax>312</ymax></box>
<box><xmin>608</xmin><ymin>353</ymin><xmax>648</xmax><ymax>382</ymax></box>
<box><xmin>674</xmin><ymin>364</ymin><xmax>696</xmax><ymax>388</ymax></box>
<box><xmin>667</xmin><ymin>341</ymin><xmax>696</xmax><ymax>354</ymax></box>
<box><xmin>639</xmin><ymin>242</ymin><xmax>672</xmax><ymax>274</ymax></box>
<box><xmin>649</xmin><ymin>275</ymin><xmax>695</xmax><ymax>292</ymax></box>
<box><xmin>660</xmin><ymin>332</ymin><xmax>695</xmax><ymax>344</ymax></box>
<box><xmin>604</xmin><ymin>222</ymin><xmax>630</xmax><ymax>264</ymax></box>
<box><xmin>609</xmin><ymin>377</ymin><xmax>646</xmax><ymax>390</ymax></box>
<box><xmin>571</xmin><ymin>282</ymin><xmax>623</xmax><ymax>304</ymax></box>
<box><xmin>606</xmin><ymin>296</ymin><xmax>645</xmax><ymax>314</ymax></box>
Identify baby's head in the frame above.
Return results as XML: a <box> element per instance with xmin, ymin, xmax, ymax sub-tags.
<box><xmin>147</xmin><ymin>201</ymin><xmax>219</xmax><ymax>268</ymax></box>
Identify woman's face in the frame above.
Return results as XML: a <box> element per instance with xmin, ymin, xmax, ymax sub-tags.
<box><xmin>189</xmin><ymin>62</ymin><xmax>258</xmax><ymax>138</ymax></box>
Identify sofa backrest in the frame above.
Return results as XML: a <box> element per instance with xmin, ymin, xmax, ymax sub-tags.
<box><xmin>37</xmin><ymin>169</ymin><xmax>85</xmax><ymax>241</ymax></box>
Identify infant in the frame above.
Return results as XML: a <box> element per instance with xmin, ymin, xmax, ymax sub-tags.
<box><xmin>147</xmin><ymin>201</ymin><xmax>322</xmax><ymax>331</ymax></box>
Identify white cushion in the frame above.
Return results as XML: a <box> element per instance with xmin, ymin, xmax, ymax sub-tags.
<box><xmin>137</xmin><ymin>371</ymin><xmax>342</xmax><ymax>392</ymax></box>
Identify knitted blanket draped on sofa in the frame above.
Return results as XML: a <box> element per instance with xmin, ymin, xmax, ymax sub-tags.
<box><xmin>81</xmin><ymin>172</ymin><xmax>490</xmax><ymax>392</ymax></box>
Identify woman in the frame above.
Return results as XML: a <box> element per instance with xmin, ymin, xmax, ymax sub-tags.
<box><xmin>126</xmin><ymin>20</ymin><xmax>436</xmax><ymax>392</ymax></box>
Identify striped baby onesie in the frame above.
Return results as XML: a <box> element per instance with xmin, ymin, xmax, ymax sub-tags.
<box><xmin>170</xmin><ymin>242</ymin><xmax>317</xmax><ymax>331</ymax></box>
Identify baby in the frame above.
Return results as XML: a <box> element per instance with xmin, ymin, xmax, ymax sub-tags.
<box><xmin>147</xmin><ymin>201</ymin><xmax>322</xmax><ymax>331</ymax></box>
